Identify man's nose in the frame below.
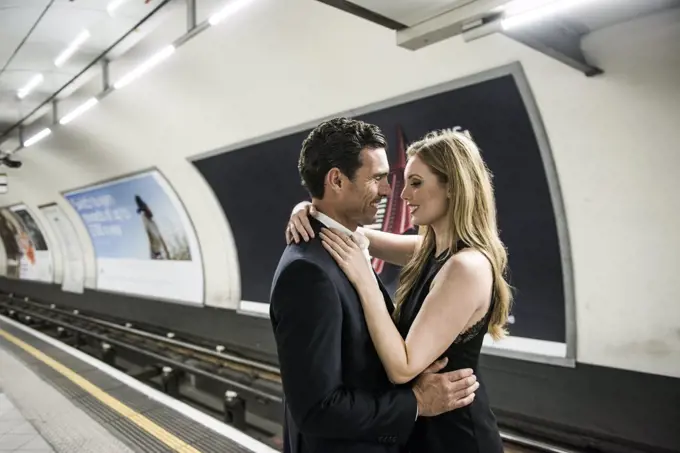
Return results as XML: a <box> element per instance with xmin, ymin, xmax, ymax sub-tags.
<box><xmin>380</xmin><ymin>181</ymin><xmax>392</xmax><ymax>196</ymax></box>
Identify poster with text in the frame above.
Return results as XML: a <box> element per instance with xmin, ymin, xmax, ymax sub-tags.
<box><xmin>64</xmin><ymin>170</ymin><xmax>204</xmax><ymax>304</ymax></box>
<box><xmin>194</xmin><ymin>68</ymin><xmax>571</xmax><ymax>359</ymax></box>
<box><xmin>0</xmin><ymin>204</ymin><xmax>53</xmax><ymax>282</ymax></box>
<box><xmin>40</xmin><ymin>204</ymin><xmax>86</xmax><ymax>294</ymax></box>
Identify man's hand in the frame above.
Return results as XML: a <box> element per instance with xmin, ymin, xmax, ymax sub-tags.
<box><xmin>412</xmin><ymin>358</ymin><xmax>478</xmax><ymax>417</ymax></box>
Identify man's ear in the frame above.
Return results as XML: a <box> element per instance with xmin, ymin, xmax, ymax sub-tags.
<box><xmin>326</xmin><ymin>168</ymin><xmax>343</xmax><ymax>192</ymax></box>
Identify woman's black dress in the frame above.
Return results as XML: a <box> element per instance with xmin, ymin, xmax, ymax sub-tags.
<box><xmin>396</xmin><ymin>245</ymin><xmax>504</xmax><ymax>453</ymax></box>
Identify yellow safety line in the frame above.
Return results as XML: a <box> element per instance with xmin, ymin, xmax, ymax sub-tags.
<box><xmin>0</xmin><ymin>328</ymin><xmax>203</xmax><ymax>453</ymax></box>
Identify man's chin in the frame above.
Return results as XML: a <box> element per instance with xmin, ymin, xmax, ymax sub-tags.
<box><xmin>358</xmin><ymin>217</ymin><xmax>378</xmax><ymax>227</ymax></box>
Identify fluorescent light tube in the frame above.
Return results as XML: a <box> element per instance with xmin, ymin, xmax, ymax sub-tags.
<box><xmin>59</xmin><ymin>98</ymin><xmax>99</xmax><ymax>125</ymax></box>
<box><xmin>501</xmin><ymin>0</ymin><xmax>597</xmax><ymax>30</ymax></box>
<box><xmin>208</xmin><ymin>0</ymin><xmax>253</xmax><ymax>26</ymax></box>
<box><xmin>107</xmin><ymin>0</ymin><xmax>130</xmax><ymax>16</ymax></box>
<box><xmin>54</xmin><ymin>30</ymin><xmax>91</xmax><ymax>67</ymax></box>
<box><xmin>113</xmin><ymin>45</ymin><xmax>175</xmax><ymax>90</ymax></box>
<box><xmin>17</xmin><ymin>74</ymin><xmax>44</xmax><ymax>99</ymax></box>
<box><xmin>24</xmin><ymin>128</ymin><xmax>51</xmax><ymax>147</ymax></box>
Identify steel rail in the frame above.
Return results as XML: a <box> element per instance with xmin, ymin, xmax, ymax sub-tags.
<box><xmin>0</xmin><ymin>302</ymin><xmax>282</xmax><ymax>404</ymax></box>
<box><xmin>17</xmin><ymin>298</ymin><xmax>280</xmax><ymax>375</ymax></box>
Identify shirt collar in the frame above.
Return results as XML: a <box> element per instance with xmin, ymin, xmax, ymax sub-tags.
<box><xmin>312</xmin><ymin>210</ymin><xmax>370</xmax><ymax>251</ymax></box>
<box><xmin>313</xmin><ymin>211</ymin><xmax>353</xmax><ymax>235</ymax></box>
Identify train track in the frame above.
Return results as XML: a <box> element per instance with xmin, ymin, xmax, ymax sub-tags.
<box><xmin>0</xmin><ymin>294</ymin><xmax>580</xmax><ymax>453</ymax></box>
<box><xmin>0</xmin><ymin>297</ymin><xmax>281</xmax><ymax>399</ymax></box>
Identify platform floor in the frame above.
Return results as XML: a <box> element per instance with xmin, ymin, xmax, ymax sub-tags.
<box><xmin>0</xmin><ymin>391</ymin><xmax>54</xmax><ymax>452</ymax></box>
<box><xmin>0</xmin><ymin>343</ymin><xmax>136</xmax><ymax>453</ymax></box>
<box><xmin>0</xmin><ymin>315</ymin><xmax>278</xmax><ymax>453</ymax></box>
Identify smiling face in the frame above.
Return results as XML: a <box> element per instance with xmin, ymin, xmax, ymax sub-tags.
<box><xmin>400</xmin><ymin>153</ymin><xmax>449</xmax><ymax>227</ymax></box>
<box><xmin>340</xmin><ymin>147</ymin><xmax>391</xmax><ymax>227</ymax></box>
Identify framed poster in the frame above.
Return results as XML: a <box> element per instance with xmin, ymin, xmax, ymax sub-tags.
<box><xmin>63</xmin><ymin>169</ymin><xmax>204</xmax><ymax>304</ymax></box>
<box><xmin>0</xmin><ymin>204</ymin><xmax>53</xmax><ymax>282</ymax></box>
<box><xmin>192</xmin><ymin>64</ymin><xmax>575</xmax><ymax>364</ymax></box>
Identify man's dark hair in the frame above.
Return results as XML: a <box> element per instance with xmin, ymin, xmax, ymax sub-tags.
<box><xmin>298</xmin><ymin>117</ymin><xmax>387</xmax><ymax>199</ymax></box>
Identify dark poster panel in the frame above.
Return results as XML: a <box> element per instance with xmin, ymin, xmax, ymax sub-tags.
<box><xmin>193</xmin><ymin>73</ymin><xmax>566</xmax><ymax>343</ymax></box>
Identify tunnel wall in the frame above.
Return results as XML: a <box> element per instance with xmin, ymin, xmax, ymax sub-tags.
<box><xmin>1</xmin><ymin>0</ymin><xmax>678</xmax><ymax>377</ymax></box>
<box><xmin>0</xmin><ymin>1</ymin><xmax>679</xmax><ymax>451</ymax></box>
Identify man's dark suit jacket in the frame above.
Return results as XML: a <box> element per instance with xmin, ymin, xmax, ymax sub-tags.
<box><xmin>269</xmin><ymin>217</ymin><xmax>418</xmax><ymax>453</ymax></box>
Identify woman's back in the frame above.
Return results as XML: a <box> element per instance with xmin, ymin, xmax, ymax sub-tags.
<box><xmin>395</xmin><ymin>245</ymin><xmax>504</xmax><ymax>453</ymax></box>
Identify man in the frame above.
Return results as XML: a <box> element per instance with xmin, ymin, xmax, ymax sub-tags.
<box><xmin>270</xmin><ymin>118</ymin><xmax>478</xmax><ymax>453</ymax></box>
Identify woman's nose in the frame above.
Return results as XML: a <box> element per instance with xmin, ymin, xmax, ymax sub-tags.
<box><xmin>401</xmin><ymin>186</ymin><xmax>409</xmax><ymax>200</ymax></box>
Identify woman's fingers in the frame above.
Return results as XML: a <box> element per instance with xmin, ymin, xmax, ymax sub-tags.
<box><xmin>321</xmin><ymin>240</ymin><xmax>344</xmax><ymax>264</ymax></box>
<box><xmin>320</xmin><ymin>232</ymin><xmax>347</xmax><ymax>257</ymax></box>
<box><xmin>291</xmin><ymin>216</ymin><xmax>309</xmax><ymax>242</ymax></box>
<box><xmin>321</xmin><ymin>228</ymin><xmax>355</xmax><ymax>252</ymax></box>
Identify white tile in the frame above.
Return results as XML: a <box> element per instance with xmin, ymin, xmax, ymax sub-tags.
<box><xmin>7</xmin><ymin>421</ymin><xmax>36</xmax><ymax>435</ymax></box>
<box><xmin>15</xmin><ymin>435</ymin><xmax>52</xmax><ymax>450</ymax></box>
<box><xmin>0</xmin><ymin>433</ymin><xmax>34</xmax><ymax>450</ymax></box>
<box><xmin>0</xmin><ymin>419</ymin><xmax>24</xmax><ymax>435</ymax></box>
<box><xmin>12</xmin><ymin>448</ymin><xmax>54</xmax><ymax>453</ymax></box>
<box><xmin>0</xmin><ymin>396</ymin><xmax>14</xmax><ymax>418</ymax></box>
<box><xmin>0</xmin><ymin>408</ymin><xmax>23</xmax><ymax>421</ymax></box>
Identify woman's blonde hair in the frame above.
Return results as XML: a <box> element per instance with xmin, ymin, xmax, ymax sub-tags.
<box><xmin>393</xmin><ymin>129</ymin><xmax>512</xmax><ymax>340</ymax></box>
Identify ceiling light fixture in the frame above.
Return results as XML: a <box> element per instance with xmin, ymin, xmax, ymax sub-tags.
<box><xmin>501</xmin><ymin>0</ymin><xmax>598</xmax><ymax>30</ymax></box>
<box><xmin>17</xmin><ymin>74</ymin><xmax>44</xmax><ymax>99</ymax></box>
<box><xmin>113</xmin><ymin>45</ymin><xmax>176</xmax><ymax>90</ymax></box>
<box><xmin>208</xmin><ymin>0</ymin><xmax>254</xmax><ymax>26</ymax></box>
<box><xmin>24</xmin><ymin>128</ymin><xmax>52</xmax><ymax>147</ymax></box>
<box><xmin>59</xmin><ymin>98</ymin><xmax>99</xmax><ymax>125</ymax></box>
<box><xmin>54</xmin><ymin>30</ymin><xmax>91</xmax><ymax>67</ymax></box>
<box><xmin>107</xmin><ymin>0</ymin><xmax>131</xmax><ymax>16</ymax></box>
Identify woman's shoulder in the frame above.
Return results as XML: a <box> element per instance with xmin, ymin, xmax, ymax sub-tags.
<box><xmin>433</xmin><ymin>247</ymin><xmax>492</xmax><ymax>288</ymax></box>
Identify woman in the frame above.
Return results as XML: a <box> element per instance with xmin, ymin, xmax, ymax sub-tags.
<box><xmin>286</xmin><ymin>128</ymin><xmax>510</xmax><ymax>453</ymax></box>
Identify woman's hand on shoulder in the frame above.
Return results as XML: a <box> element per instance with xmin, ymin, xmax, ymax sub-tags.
<box><xmin>286</xmin><ymin>201</ymin><xmax>316</xmax><ymax>244</ymax></box>
<box><xmin>320</xmin><ymin>227</ymin><xmax>376</xmax><ymax>291</ymax></box>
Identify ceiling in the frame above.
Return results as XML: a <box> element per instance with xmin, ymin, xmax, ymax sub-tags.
<box><xmin>3</xmin><ymin>0</ymin><xmax>678</xmax><ymax>152</ymax></box>
<box><xmin>322</xmin><ymin>0</ymin><xmax>679</xmax><ymax>75</ymax></box>
<box><xmin>345</xmin><ymin>0</ymin><xmax>680</xmax><ymax>30</ymax></box>
<box><xmin>0</xmin><ymin>0</ymin><xmax>181</xmax><ymax>151</ymax></box>
<box><xmin>348</xmin><ymin>0</ymin><xmax>475</xmax><ymax>27</ymax></box>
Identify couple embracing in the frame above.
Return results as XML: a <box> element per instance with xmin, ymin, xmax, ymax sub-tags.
<box><xmin>269</xmin><ymin>117</ymin><xmax>511</xmax><ymax>453</ymax></box>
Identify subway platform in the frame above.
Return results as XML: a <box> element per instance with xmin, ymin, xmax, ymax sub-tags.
<box><xmin>0</xmin><ymin>315</ymin><xmax>279</xmax><ymax>453</ymax></box>
<box><xmin>0</xmin><ymin>391</ymin><xmax>55</xmax><ymax>452</ymax></box>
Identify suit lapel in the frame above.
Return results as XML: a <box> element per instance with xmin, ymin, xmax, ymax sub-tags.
<box><xmin>373</xmin><ymin>269</ymin><xmax>395</xmax><ymax>315</ymax></box>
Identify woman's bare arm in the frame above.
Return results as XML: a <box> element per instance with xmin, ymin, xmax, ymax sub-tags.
<box><xmin>356</xmin><ymin>250</ymin><xmax>491</xmax><ymax>384</ymax></box>
<box><xmin>358</xmin><ymin>227</ymin><xmax>422</xmax><ymax>266</ymax></box>
<box><xmin>285</xmin><ymin>201</ymin><xmax>421</xmax><ymax>266</ymax></box>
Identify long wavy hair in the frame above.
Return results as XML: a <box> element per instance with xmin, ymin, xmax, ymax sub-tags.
<box><xmin>393</xmin><ymin>129</ymin><xmax>512</xmax><ymax>340</ymax></box>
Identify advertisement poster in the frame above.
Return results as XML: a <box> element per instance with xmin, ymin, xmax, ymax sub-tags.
<box><xmin>40</xmin><ymin>204</ymin><xmax>86</xmax><ymax>294</ymax></box>
<box><xmin>193</xmin><ymin>68</ymin><xmax>571</xmax><ymax>359</ymax></box>
<box><xmin>64</xmin><ymin>170</ymin><xmax>204</xmax><ymax>304</ymax></box>
<box><xmin>0</xmin><ymin>204</ymin><xmax>53</xmax><ymax>282</ymax></box>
